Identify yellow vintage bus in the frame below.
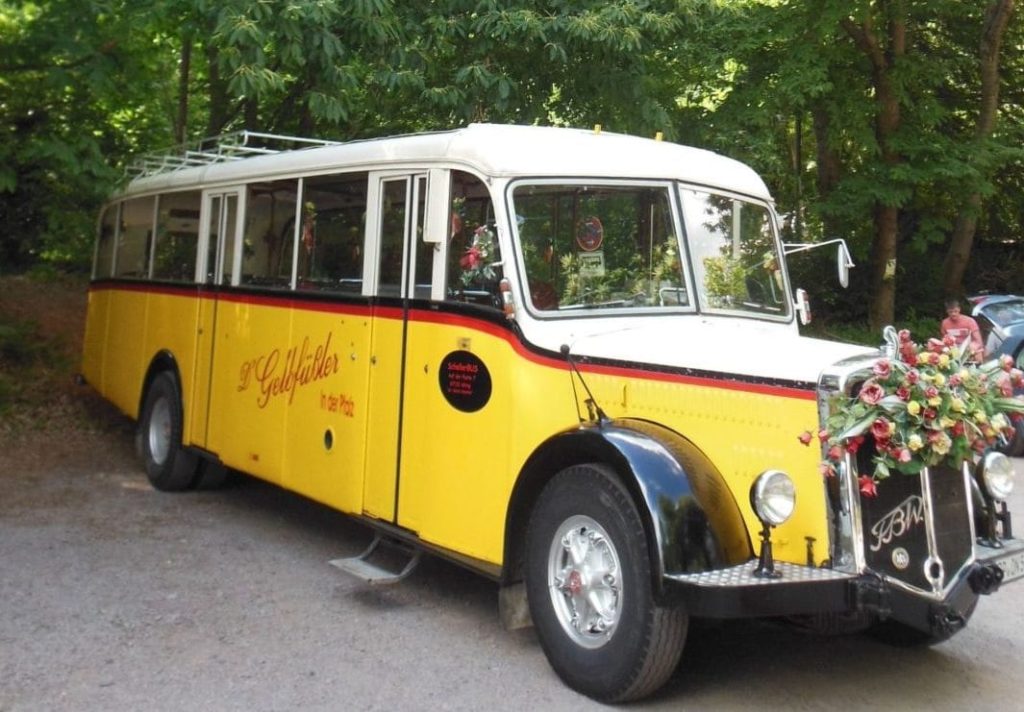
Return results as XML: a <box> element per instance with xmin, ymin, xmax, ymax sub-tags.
<box><xmin>82</xmin><ymin>125</ymin><xmax>1023</xmax><ymax>701</ymax></box>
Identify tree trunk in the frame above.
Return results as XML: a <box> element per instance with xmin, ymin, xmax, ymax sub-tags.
<box><xmin>174</xmin><ymin>37</ymin><xmax>192</xmax><ymax>144</ymax></box>
<box><xmin>942</xmin><ymin>0</ymin><xmax>1015</xmax><ymax>298</ymax></box>
<box><xmin>811</xmin><ymin>106</ymin><xmax>843</xmax><ymax>240</ymax></box>
<box><xmin>842</xmin><ymin>3</ymin><xmax>905</xmax><ymax>332</ymax></box>
<box><xmin>205</xmin><ymin>44</ymin><xmax>230</xmax><ymax>137</ymax></box>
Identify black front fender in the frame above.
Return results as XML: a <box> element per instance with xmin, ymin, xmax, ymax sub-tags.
<box><xmin>509</xmin><ymin>419</ymin><xmax>752</xmax><ymax>598</ymax></box>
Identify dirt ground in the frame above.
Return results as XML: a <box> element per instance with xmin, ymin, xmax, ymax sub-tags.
<box><xmin>3</xmin><ymin>275</ymin><xmax>1024</xmax><ymax>710</ymax></box>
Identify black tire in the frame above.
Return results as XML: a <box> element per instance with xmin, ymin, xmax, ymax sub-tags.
<box><xmin>138</xmin><ymin>371</ymin><xmax>199</xmax><ymax>491</ymax></box>
<box><xmin>525</xmin><ymin>464</ymin><xmax>688</xmax><ymax>702</ymax></box>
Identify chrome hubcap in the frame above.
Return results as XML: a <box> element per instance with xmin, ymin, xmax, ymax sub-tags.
<box><xmin>547</xmin><ymin>515</ymin><xmax>622</xmax><ymax>649</ymax></box>
<box><xmin>148</xmin><ymin>397</ymin><xmax>172</xmax><ymax>466</ymax></box>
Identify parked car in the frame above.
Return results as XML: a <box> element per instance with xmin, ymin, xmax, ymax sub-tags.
<box><xmin>969</xmin><ymin>293</ymin><xmax>1024</xmax><ymax>455</ymax></box>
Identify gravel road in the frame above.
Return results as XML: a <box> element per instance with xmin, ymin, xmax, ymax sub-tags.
<box><xmin>2</xmin><ymin>416</ymin><xmax>1023</xmax><ymax>711</ymax></box>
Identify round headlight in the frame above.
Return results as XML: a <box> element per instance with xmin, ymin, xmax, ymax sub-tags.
<box><xmin>750</xmin><ymin>470</ymin><xmax>796</xmax><ymax>526</ymax></box>
<box><xmin>980</xmin><ymin>451</ymin><xmax>1015</xmax><ymax>502</ymax></box>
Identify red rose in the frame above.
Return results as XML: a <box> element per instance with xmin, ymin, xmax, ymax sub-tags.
<box><xmin>893</xmin><ymin>447</ymin><xmax>911</xmax><ymax>464</ymax></box>
<box><xmin>906</xmin><ymin>370</ymin><xmax>920</xmax><ymax>385</ymax></box>
<box><xmin>943</xmin><ymin>334</ymin><xmax>956</xmax><ymax>347</ymax></box>
<box><xmin>898</xmin><ymin>329</ymin><xmax>912</xmax><ymax>343</ymax></box>
<box><xmin>948</xmin><ymin>374</ymin><xmax>961</xmax><ymax>387</ymax></box>
<box><xmin>923</xmin><ymin>408</ymin><xmax>937</xmax><ymax>421</ymax></box>
<box><xmin>859</xmin><ymin>475</ymin><xmax>878</xmax><ymax>497</ymax></box>
<box><xmin>951</xmin><ymin>420</ymin><xmax>965</xmax><ymax>436</ymax></box>
<box><xmin>859</xmin><ymin>382</ymin><xmax>885</xmax><ymax>405</ymax></box>
<box><xmin>927</xmin><ymin>338</ymin><xmax>946</xmax><ymax>354</ymax></box>
<box><xmin>896</xmin><ymin>386</ymin><xmax>910</xmax><ymax>401</ymax></box>
<box><xmin>818</xmin><ymin>429</ymin><xmax>830</xmax><ymax>442</ymax></box>
<box><xmin>925</xmin><ymin>385</ymin><xmax>939</xmax><ymax>399</ymax></box>
<box><xmin>846</xmin><ymin>435</ymin><xmax>865</xmax><ymax>454</ymax></box>
<box><xmin>870</xmin><ymin>417</ymin><xmax>892</xmax><ymax>442</ymax></box>
<box><xmin>929</xmin><ymin>353</ymin><xmax>940</xmax><ymax>365</ymax></box>
<box><xmin>460</xmin><ymin>246</ymin><xmax>482</xmax><ymax>270</ymax></box>
<box><xmin>827</xmin><ymin>444</ymin><xmax>844</xmax><ymax>461</ymax></box>
<box><xmin>798</xmin><ymin>431</ymin><xmax>813</xmax><ymax>446</ymax></box>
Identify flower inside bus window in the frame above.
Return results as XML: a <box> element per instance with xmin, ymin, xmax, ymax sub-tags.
<box><xmin>446</xmin><ymin>171</ymin><xmax>502</xmax><ymax>309</ymax></box>
<box><xmin>512</xmin><ymin>183</ymin><xmax>686</xmax><ymax>312</ymax></box>
<box><xmin>296</xmin><ymin>172</ymin><xmax>368</xmax><ymax>293</ymax></box>
<box><xmin>681</xmin><ymin>189</ymin><xmax>789</xmax><ymax>317</ymax></box>
<box><xmin>240</xmin><ymin>180</ymin><xmax>298</xmax><ymax>289</ymax></box>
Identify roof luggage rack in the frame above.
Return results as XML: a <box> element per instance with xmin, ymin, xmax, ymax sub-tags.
<box><xmin>126</xmin><ymin>130</ymin><xmax>340</xmax><ymax>179</ymax></box>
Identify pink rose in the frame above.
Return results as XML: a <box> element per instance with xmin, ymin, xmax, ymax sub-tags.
<box><xmin>870</xmin><ymin>417</ymin><xmax>892</xmax><ymax>442</ymax></box>
<box><xmin>859</xmin><ymin>382</ymin><xmax>885</xmax><ymax>405</ymax></box>
<box><xmin>1001</xmin><ymin>354</ymin><xmax>1014</xmax><ymax>372</ymax></box>
<box><xmin>827</xmin><ymin>444</ymin><xmax>844</xmax><ymax>461</ymax></box>
<box><xmin>948</xmin><ymin>374</ymin><xmax>961</xmax><ymax>387</ymax></box>
<box><xmin>846</xmin><ymin>436</ymin><xmax>865</xmax><ymax>454</ymax></box>
<box><xmin>943</xmin><ymin>334</ymin><xmax>956</xmax><ymax>347</ymax></box>
<box><xmin>818</xmin><ymin>429</ymin><xmax>830</xmax><ymax>443</ymax></box>
<box><xmin>798</xmin><ymin>431</ymin><xmax>813</xmax><ymax>446</ymax></box>
<box><xmin>923</xmin><ymin>408</ymin><xmax>937</xmax><ymax>421</ymax></box>
<box><xmin>896</xmin><ymin>386</ymin><xmax>911</xmax><ymax>401</ymax></box>
<box><xmin>925</xmin><ymin>385</ymin><xmax>939</xmax><ymax>399</ymax></box>
<box><xmin>891</xmin><ymin>446</ymin><xmax>911</xmax><ymax>464</ymax></box>
<box><xmin>873</xmin><ymin>359</ymin><xmax>892</xmax><ymax>379</ymax></box>
<box><xmin>927</xmin><ymin>338</ymin><xmax>946</xmax><ymax>354</ymax></box>
<box><xmin>929</xmin><ymin>353</ymin><xmax>941</xmax><ymax>365</ymax></box>
<box><xmin>819</xmin><ymin>462</ymin><xmax>837</xmax><ymax>478</ymax></box>
<box><xmin>898</xmin><ymin>329</ymin><xmax>912</xmax><ymax>343</ymax></box>
<box><xmin>906</xmin><ymin>370</ymin><xmax>920</xmax><ymax>385</ymax></box>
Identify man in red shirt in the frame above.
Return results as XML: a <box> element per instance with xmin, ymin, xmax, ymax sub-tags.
<box><xmin>941</xmin><ymin>298</ymin><xmax>985</xmax><ymax>361</ymax></box>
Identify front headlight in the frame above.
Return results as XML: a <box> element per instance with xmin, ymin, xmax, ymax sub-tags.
<box><xmin>978</xmin><ymin>451</ymin><xmax>1015</xmax><ymax>502</ymax></box>
<box><xmin>750</xmin><ymin>470</ymin><xmax>796</xmax><ymax>526</ymax></box>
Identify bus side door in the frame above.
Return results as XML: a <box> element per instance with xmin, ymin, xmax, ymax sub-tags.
<box><xmin>361</xmin><ymin>171</ymin><xmax>431</xmax><ymax>522</ymax></box>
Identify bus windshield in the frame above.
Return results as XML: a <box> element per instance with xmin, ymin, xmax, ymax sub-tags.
<box><xmin>512</xmin><ymin>182</ymin><xmax>688</xmax><ymax>312</ymax></box>
<box><xmin>681</xmin><ymin>188</ymin><xmax>789</xmax><ymax>318</ymax></box>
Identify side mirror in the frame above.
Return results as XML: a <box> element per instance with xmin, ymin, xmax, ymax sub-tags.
<box><xmin>794</xmin><ymin>288</ymin><xmax>812</xmax><ymax>325</ymax></box>
<box><xmin>837</xmin><ymin>246</ymin><xmax>849</xmax><ymax>288</ymax></box>
<box><xmin>782</xmin><ymin>239</ymin><xmax>855</xmax><ymax>289</ymax></box>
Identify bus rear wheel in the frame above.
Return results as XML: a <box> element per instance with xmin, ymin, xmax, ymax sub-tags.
<box><xmin>138</xmin><ymin>372</ymin><xmax>198</xmax><ymax>491</ymax></box>
<box><xmin>524</xmin><ymin>464</ymin><xmax>688</xmax><ymax>702</ymax></box>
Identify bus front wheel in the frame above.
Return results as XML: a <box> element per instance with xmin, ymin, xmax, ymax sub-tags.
<box><xmin>138</xmin><ymin>372</ymin><xmax>198</xmax><ymax>491</ymax></box>
<box><xmin>524</xmin><ymin>463</ymin><xmax>688</xmax><ymax>702</ymax></box>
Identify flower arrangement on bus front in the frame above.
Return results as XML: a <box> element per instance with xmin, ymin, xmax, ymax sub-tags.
<box><xmin>460</xmin><ymin>225</ymin><xmax>498</xmax><ymax>287</ymax></box>
<box><xmin>801</xmin><ymin>329</ymin><xmax>1024</xmax><ymax>497</ymax></box>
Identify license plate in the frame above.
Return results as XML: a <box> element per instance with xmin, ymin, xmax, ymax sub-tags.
<box><xmin>978</xmin><ymin>540</ymin><xmax>1024</xmax><ymax>584</ymax></box>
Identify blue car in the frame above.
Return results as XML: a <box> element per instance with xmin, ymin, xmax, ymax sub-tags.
<box><xmin>970</xmin><ymin>293</ymin><xmax>1024</xmax><ymax>454</ymax></box>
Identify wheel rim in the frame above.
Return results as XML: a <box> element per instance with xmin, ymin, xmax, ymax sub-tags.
<box><xmin>547</xmin><ymin>514</ymin><xmax>622</xmax><ymax>649</ymax></box>
<box><xmin>147</xmin><ymin>397</ymin><xmax>172</xmax><ymax>466</ymax></box>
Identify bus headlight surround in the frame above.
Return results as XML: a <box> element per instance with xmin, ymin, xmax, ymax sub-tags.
<box><xmin>750</xmin><ymin>470</ymin><xmax>796</xmax><ymax>527</ymax></box>
<box><xmin>978</xmin><ymin>451</ymin><xmax>1015</xmax><ymax>502</ymax></box>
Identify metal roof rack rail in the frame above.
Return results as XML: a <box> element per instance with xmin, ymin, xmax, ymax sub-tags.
<box><xmin>126</xmin><ymin>130</ymin><xmax>340</xmax><ymax>179</ymax></box>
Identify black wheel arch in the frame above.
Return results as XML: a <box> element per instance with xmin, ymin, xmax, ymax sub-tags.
<box><xmin>137</xmin><ymin>350</ymin><xmax>184</xmax><ymax>418</ymax></box>
<box><xmin>503</xmin><ymin>419</ymin><xmax>753</xmax><ymax>601</ymax></box>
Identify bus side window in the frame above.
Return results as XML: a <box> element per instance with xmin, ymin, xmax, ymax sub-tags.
<box><xmin>115</xmin><ymin>196</ymin><xmax>155</xmax><ymax>279</ymax></box>
<box><xmin>298</xmin><ymin>172</ymin><xmax>368</xmax><ymax>293</ymax></box>
<box><xmin>446</xmin><ymin>171</ymin><xmax>502</xmax><ymax>309</ymax></box>
<box><xmin>153</xmin><ymin>190</ymin><xmax>201</xmax><ymax>282</ymax></box>
<box><xmin>241</xmin><ymin>180</ymin><xmax>298</xmax><ymax>290</ymax></box>
<box><xmin>94</xmin><ymin>203</ymin><xmax>118</xmax><ymax>279</ymax></box>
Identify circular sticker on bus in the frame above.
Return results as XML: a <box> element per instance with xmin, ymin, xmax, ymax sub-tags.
<box><xmin>576</xmin><ymin>216</ymin><xmax>604</xmax><ymax>252</ymax></box>
<box><xmin>439</xmin><ymin>351</ymin><xmax>492</xmax><ymax>412</ymax></box>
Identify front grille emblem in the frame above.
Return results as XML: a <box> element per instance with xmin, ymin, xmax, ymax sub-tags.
<box><xmin>891</xmin><ymin>547</ymin><xmax>910</xmax><ymax>570</ymax></box>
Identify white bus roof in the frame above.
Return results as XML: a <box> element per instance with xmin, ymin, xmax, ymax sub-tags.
<box><xmin>124</xmin><ymin>123</ymin><xmax>772</xmax><ymax>201</ymax></box>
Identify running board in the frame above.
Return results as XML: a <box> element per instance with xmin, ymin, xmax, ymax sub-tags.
<box><xmin>329</xmin><ymin>535</ymin><xmax>421</xmax><ymax>585</ymax></box>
